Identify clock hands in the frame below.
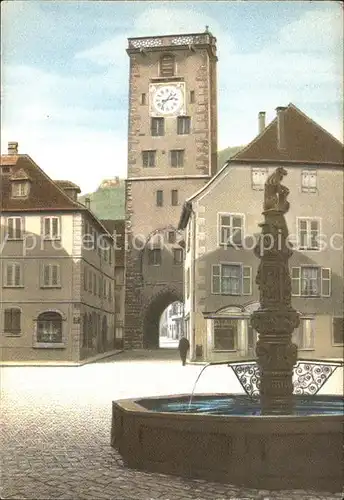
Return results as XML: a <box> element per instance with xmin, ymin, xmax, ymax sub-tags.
<box><xmin>161</xmin><ymin>91</ymin><xmax>178</xmax><ymax>111</ymax></box>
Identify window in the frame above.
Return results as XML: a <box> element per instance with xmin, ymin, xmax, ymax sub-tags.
<box><xmin>173</xmin><ymin>248</ymin><xmax>183</xmax><ymax>265</ymax></box>
<box><xmin>214</xmin><ymin>318</ymin><xmax>238</xmax><ymax>350</ymax></box>
<box><xmin>88</xmin><ymin>270</ymin><xmax>93</xmax><ymax>293</ymax></box>
<box><xmin>297</xmin><ymin>218</ymin><xmax>320</xmax><ymax>250</ymax></box>
<box><xmin>84</xmin><ymin>221</ymin><xmax>94</xmax><ymax>249</ymax></box>
<box><xmin>190</xmin><ymin>90</ymin><xmax>195</xmax><ymax>103</ymax></box>
<box><xmin>83</xmin><ymin>267</ymin><xmax>88</xmax><ymax>291</ymax></box>
<box><xmin>170</xmin><ymin>150</ymin><xmax>184</xmax><ymax>168</ymax></box>
<box><xmin>177</xmin><ymin>116</ymin><xmax>191</xmax><ymax>135</ymax></box>
<box><xmin>141</xmin><ymin>93</ymin><xmax>147</xmax><ymax>105</ymax></box>
<box><xmin>212</xmin><ymin>264</ymin><xmax>252</xmax><ymax>295</ymax></box>
<box><xmin>301</xmin><ymin>170</ymin><xmax>317</xmax><ymax>193</ymax></box>
<box><xmin>186</xmin><ymin>268</ymin><xmax>190</xmax><ymax>298</ymax></box>
<box><xmin>168</xmin><ymin>231</ymin><xmax>176</xmax><ymax>244</ymax></box>
<box><xmin>98</xmin><ymin>276</ymin><xmax>102</xmax><ymax>297</ymax></box>
<box><xmin>159</xmin><ymin>54</ymin><xmax>175</xmax><ymax>77</ymax></box>
<box><xmin>171</xmin><ymin>189</ymin><xmax>178</xmax><ymax>206</ymax></box>
<box><xmin>108</xmin><ymin>282</ymin><xmax>112</xmax><ymax>302</ymax></box>
<box><xmin>151</xmin><ymin>117</ymin><xmax>164</xmax><ymax>136</ymax></box>
<box><xmin>142</xmin><ymin>150</ymin><xmax>156</xmax><ymax>168</ymax></box>
<box><xmin>156</xmin><ymin>190</ymin><xmax>163</xmax><ymax>207</ymax></box>
<box><xmin>6</xmin><ymin>217</ymin><xmax>23</xmax><ymax>239</ymax></box>
<box><xmin>12</xmin><ymin>182</ymin><xmax>29</xmax><ymax>198</ymax></box>
<box><xmin>4</xmin><ymin>308</ymin><xmax>21</xmax><ymax>335</ymax></box>
<box><xmin>4</xmin><ymin>263</ymin><xmax>22</xmax><ymax>287</ymax></box>
<box><xmin>219</xmin><ymin>214</ymin><xmax>244</xmax><ymax>246</ymax></box>
<box><xmin>42</xmin><ymin>217</ymin><xmax>60</xmax><ymax>239</ymax></box>
<box><xmin>82</xmin><ymin>313</ymin><xmax>88</xmax><ymax>348</ymax></box>
<box><xmin>93</xmin><ymin>273</ymin><xmax>97</xmax><ymax>295</ymax></box>
<box><xmin>292</xmin><ymin>318</ymin><xmax>314</xmax><ymax>349</ymax></box>
<box><xmin>41</xmin><ymin>264</ymin><xmax>60</xmax><ymax>287</ymax></box>
<box><xmin>332</xmin><ymin>317</ymin><xmax>344</xmax><ymax>345</ymax></box>
<box><xmin>292</xmin><ymin>267</ymin><xmax>331</xmax><ymax>297</ymax></box>
<box><xmin>148</xmin><ymin>248</ymin><xmax>161</xmax><ymax>266</ymax></box>
<box><xmin>251</xmin><ymin>168</ymin><xmax>268</xmax><ymax>190</ymax></box>
<box><xmin>36</xmin><ymin>311</ymin><xmax>62</xmax><ymax>343</ymax></box>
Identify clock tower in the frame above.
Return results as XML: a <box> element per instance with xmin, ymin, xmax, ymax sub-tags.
<box><xmin>124</xmin><ymin>31</ymin><xmax>218</xmax><ymax>348</ymax></box>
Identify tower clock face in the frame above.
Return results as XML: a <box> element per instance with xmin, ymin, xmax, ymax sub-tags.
<box><xmin>150</xmin><ymin>83</ymin><xmax>185</xmax><ymax>116</ymax></box>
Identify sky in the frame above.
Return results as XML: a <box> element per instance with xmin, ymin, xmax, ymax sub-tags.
<box><xmin>1</xmin><ymin>1</ymin><xmax>343</xmax><ymax>194</ymax></box>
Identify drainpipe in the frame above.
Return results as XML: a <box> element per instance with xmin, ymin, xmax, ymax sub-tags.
<box><xmin>191</xmin><ymin>208</ymin><xmax>197</xmax><ymax>362</ymax></box>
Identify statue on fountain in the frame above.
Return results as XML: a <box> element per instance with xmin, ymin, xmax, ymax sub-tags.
<box><xmin>251</xmin><ymin>166</ymin><xmax>299</xmax><ymax>414</ymax></box>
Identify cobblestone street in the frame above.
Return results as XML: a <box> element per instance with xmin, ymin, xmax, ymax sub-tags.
<box><xmin>1</xmin><ymin>350</ymin><xmax>343</xmax><ymax>500</ymax></box>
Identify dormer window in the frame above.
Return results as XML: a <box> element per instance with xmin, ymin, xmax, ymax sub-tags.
<box><xmin>159</xmin><ymin>54</ymin><xmax>175</xmax><ymax>77</ymax></box>
<box><xmin>12</xmin><ymin>181</ymin><xmax>30</xmax><ymax>198</ymax></box>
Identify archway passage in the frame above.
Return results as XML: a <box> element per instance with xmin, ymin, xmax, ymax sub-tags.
<box><xmin>143</xmin><ymin>289</ymin><xmax>183</xmax><ymax>349</ymax></box>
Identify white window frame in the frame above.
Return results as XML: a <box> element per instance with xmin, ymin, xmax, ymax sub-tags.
<box><xmin>296</xmin><ymin>217</ymin><xmax>321</xmax><ymax>251</ymax></box>
<box><xmin>42</xmin><ymin>216</ymin><xmax>61</xmax><ymax>240</ymax></box>
<box><xmin>218</xmin><ymin>212</ymin><xmax>245</xmax><ymax>247</ymax></box>
<box><xmin>177</xmin><ymin>116</ymin><xmax>191</xmax><ymax>135</ymax></box>
<box><xmin>251</xmin><ymin>167</ymin><xmax>268</xmax><ymax>191</ymax></box>
<box><xmin>291</xmin><ymin>266</ymin><xmax>331</xmax><ymax>297</ymax></box>
<box><xmin>211</xmin><ymin>262</ymin><xmax>252</xmax><ymax>296</ymax></box>
<box><xmin>41</xmin><ymin>263</ymin><xmax>61</xmax><ymax>288</ymax></box>
<box><xmin>6</xmin><ymin>217</ymin><xmax>24</xmax><ymax>240</ymax></box>
<box><xmin>33</xmin><ymin>310</ymin><xmax>65</xmax><ymax>348</ymax></box>
<box><xmin>301</xmin><ymin>169</ymin><xmax>317</xmax><ymax>193</ymax></box>
<box><xmin>170</xmin><ymin>149</ymin><xmax>185</xmax><ymax>168</ymax></box>
<box><xmin>292</xmin><ymin>317</ymin><xmax>315</xmax><ymax>350</ymax></box>
<box><xmin>4</xmin><ymin>262</ymin><xmax>23</xmax><ymax>287</ymax></box>
<box><xmin>12</xmin><ymin>182</ymin><xmax>29</xmax><ymax>198</ymax></box>
<box><xmin>332</xmin><ymin>316</ymin><xmax>344</xmax><ymax>346</ymax></box>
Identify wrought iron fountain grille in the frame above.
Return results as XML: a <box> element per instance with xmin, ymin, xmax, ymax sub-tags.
<box><xmin>230</xmin><ymin>359</ymin><xmax>343</xmax><ymax>398</ymax></box>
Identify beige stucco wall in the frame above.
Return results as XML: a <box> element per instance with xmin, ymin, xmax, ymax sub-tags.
<box><xmin>187</xmin><ymin>163</ymin><xmax>344</xmax><ymax>361</ymax></box>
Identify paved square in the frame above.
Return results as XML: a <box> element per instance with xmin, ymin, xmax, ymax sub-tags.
<box><xmin>1</xmin><ymin>350</ymin><xmax>342</xmax><ymax>499</ymax></box>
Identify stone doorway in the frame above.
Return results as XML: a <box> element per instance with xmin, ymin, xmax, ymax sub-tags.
<box><xmin>143</xmin><ymin>288</ymin><xmax>183</xmax><ymax>348</ymax></box>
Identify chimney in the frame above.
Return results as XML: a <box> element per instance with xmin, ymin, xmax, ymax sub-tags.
<box><xmin>85</xmin><ymin>197</ymin><xmax>91</xmax><ymax>209</ymax></box>
<box><xmin>276</xmin><ymin>106</ymin><xmax>287</xmax><ymax>151</ymax></box>
<box><xmin>258</xmin><ymin>112</ymin><xmax>266</xmax><ymax>134</ymax></box>
<box><xmin>8</xmin><ymin>142</ymin><xmax>18</xmax><ymax>155</ymax></box>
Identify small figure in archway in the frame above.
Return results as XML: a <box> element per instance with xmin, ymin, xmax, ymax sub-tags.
<box><xmin>178</xmin><ymin>336</ymin><xmax>190</xmax><ymax>366</ymax></box>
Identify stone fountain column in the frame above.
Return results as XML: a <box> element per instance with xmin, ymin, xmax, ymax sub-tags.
<box><xmin>251</xmin><ymin>167</ymin><xmax>299</xmax><ymax>415</ymax></box>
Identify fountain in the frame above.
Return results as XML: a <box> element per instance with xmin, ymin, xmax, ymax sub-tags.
<box><xmin>111</xmin><ymin>168</ymin><xmax>343</xmax><ymax>492</ymax></box>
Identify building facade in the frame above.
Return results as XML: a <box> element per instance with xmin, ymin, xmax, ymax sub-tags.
<box><xmin>124</xmin><ymin>30</ymin><xmax>218</xmax><ymax>348</ymax></box>
<box><xmin>0</xmin><ymin>143</ymin><xmax>116</xmax><ymax>364</ymax></box>
<box><xmin>179</xmin><ymin>104</ymin><xmax>344</xmax><ymax>362</ymax></box>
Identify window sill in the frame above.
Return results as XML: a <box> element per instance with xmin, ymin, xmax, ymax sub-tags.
<box><xmin>43</xmin><ymin>237</ymin><xmax>61</xmax><ymax>241</ymax></box>
<box><xmin>40</xmin><ymin>286</ymin><xmax>62</xmax><ymax>289</ymax></box>
<box><xmin>297</xmin><ymin>348</ymin><xmax>315</xmax><ymax>351</ymax></box>
<box><xmin>33</xmin><ymin>343</ymin><xmax>65</xmax><ymax>349</ymax></box>
<box><xmin>298</xmin><ymin>248</ymin><xmax>321</xmax><ymax>252</ymax></box>
<box><xmin>3</xmin><ymin>285</ymin><xmax>24</xmax><ymax>288</ymax></box>
<box><xmin>4</xmin><ymin>333</ymin><xmax>21</xmax><ymax>337</ymax></box>
<box><xmin>213</xmin><ymin>349</ymin><xmax>237</xmax><ymax>353</ymax></box>
<box><xmin>6</xmin><ymin>237</ymin><xmax>24</xmax><ymax>241</ymax></box>
<box><xmin>332</xmin><ymin>343</ymin><xmax>344</xmax><ymax>347</ymax></box>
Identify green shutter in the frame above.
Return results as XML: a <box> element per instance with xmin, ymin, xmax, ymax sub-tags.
<box><xmin>212</xmin><ymin>265</ymin><xmax>221</xmax><ymax>294</ymax></box>
<box><xmin>291</xmin><ymin>267</ymin><xmax>301</xmax><ymax>295</ymax></box>
<box><xmin>321</xmin><ymin>268</ymin><xmax>331</xmax><ymax>297</ymax></box>
<box><xmin>243</xmin><ymin>266</ymin><xmax>252</xmax><ymax>295</ymax></box>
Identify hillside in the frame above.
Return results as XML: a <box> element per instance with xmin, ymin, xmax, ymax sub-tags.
<box><xmin>79</xmin><ymin>145</ymin><xmax>244</xmax><ymax>220</ymax></box>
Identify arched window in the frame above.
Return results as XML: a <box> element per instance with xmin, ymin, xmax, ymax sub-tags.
<box><xmin>102</xmin><ymin>316</ymin><xmax>108</xmax><ymax>352</ymax></box>
<box><xmin>4</xmin><ymin>308</ymin><xmax>21</xmax><ymax>335</ymax></box>
<box><xmin>160</xmin><ymin>54</ymin><xmax>175</xmax><ymax>77</ymax></box>
<box><xmin>37</xmin><ymin>311</ymin><xmax>62</xmax><ymax>343</ymax></box>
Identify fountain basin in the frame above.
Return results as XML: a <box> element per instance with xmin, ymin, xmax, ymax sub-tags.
<box><xmin>111</xmin><ymin>393</ymin><xmax>343</xmax><ymax>492</ymax></box>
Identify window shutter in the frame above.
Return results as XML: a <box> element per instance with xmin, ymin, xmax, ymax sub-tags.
<box><xmin>52</xmin><ymin>218</ymin><xmax>59</xmax><ymax>238</ymax></box>
<box><xmin>44</xmin><ymin>264</ymin><xmax>50</xmax><ymax>286</ymax></box>
<box><xmin>321</xmin><ymin>268</ymin><xmax>331</xmax><ymax>297</ymax></box>
<box><xmin>52</xmin><ymin>265</ymin><xmax>59</xmax><ymax>286</ymax></box>
<box><xmin>212</xmin><ymin>265</ymin><xmax>221</xmax><ymax>294</ymax></box>
<box><xmin>291</xmin><ymin>267</ymin><xmax>301</xmax><ymax>295</ymax></box>
<box><xmin>6</xmin><ymin>264</ymin><xmax>13</xmax><ymax>286</ymax></box>
<box><xmin>44</xmin><ymin>218</ymin><xmax>50</xmax><ymax>238</ymax></box>
<box><xmin>4</xmin><ymin>309</ymin><xmax>12</xmax><ymax>331</ymax></box>
<box><xmin>242</xmin><ymin>266</ymin><xmax>252</xmax><ymax>295</ymax></box>
<box><xmin>13</xmin><ymin>309</ymin><xmax>21</xmax><ymax>332</ymax></box>
<box><xmin>7</xmin><ymin>218</ymin><xmax>14</xmax><ymax>239</ymax></box>
<box><xmin>15</xmin><ymin>218</ymin><xmax>22</xmax><ymax>238</ymax></box>
<box><xmin>14</xmin><ymin>263</ymin><xmax>21</xmax><ymax>286</ymax></box>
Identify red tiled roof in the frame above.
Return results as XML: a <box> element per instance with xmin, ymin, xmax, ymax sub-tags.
<box><xmin>55</xmin><ymin>180</ymin><xmax>81</xmax><ymax>193</ymax></box>
<box><xmin>232</xmin><ymin>103</ymin><xmax>344</xmax><ymax>164</ymax></box>
<box><xmin>0</xmin><ymin>154</ymin><xmax>82</xmax><ymax>211</ymax></box>
<box><xmin>10</xmin><ymin>168</ymin><xmax>31</xmax><ymax>181</ymax></box>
